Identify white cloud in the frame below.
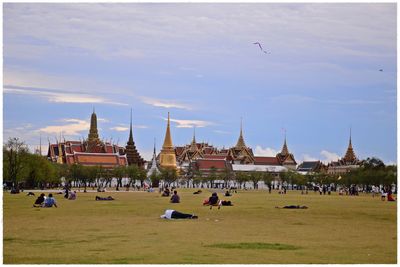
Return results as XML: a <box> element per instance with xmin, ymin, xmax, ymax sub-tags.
<box><xmin>38</xmin><ymin>118</ymin><xmax>90</xmax><ymax>136</ymax></box>
<box><xmin>110</xmin><ymin>126</ymin><xmax>129</xmax><ymax>132</ymax></box>
<box><xmin>4</xmin><ymin>85</ymin><xmax>127</xmax><ymax>106</ymax></box>
<box><xmin>301</xmin><ymin>154</ymin><xmax>319</xmax><ymax>161</ymax></box>
<box><xmin>254</xmin><ymin>145</ymin><xmax>278</xmax><ymax>157</ymax></box>
<box><xmin>140</xmin><ymin>96</ymin><xmax>192</xmax><ymax>110</ymax></box>
<box><xmin>167</xmin><ymin>118</ymin><xmax>214</xmax><ymax>128</ymax></box>
<box><xmin>320</xmin><ymin>150</ymin><xmax>340</xmax><ymax>163</ymax></box>
<box><xmin>111</xmin><ymin>124</ymin><xmax>148</xmax><ymax>132</ymax></box>
<box><xmin>213</xmin><ymin>130</ymin><xmax>231</xmax><ymax>135</ymax></box>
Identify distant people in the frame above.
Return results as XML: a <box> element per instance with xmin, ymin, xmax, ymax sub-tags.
<box><xmin>162</xmin><ymin>188</ymin><xmax>170</xmax><ymax>197</ymax></box>
<box><xmin>381</xmin><ymin>189</ymin><xmax>388</xmax><ymax>201</ymax></box>
<box><xmin>225</xmin><ymin>190</ymin><xmax>232</xmax><ymax>197</ymax></box>
<box><xmin>95</xmin><ymin>196</ymin><xmax>115</xmax><ymax>201</ymax></box>
<box><xmin>275</xmin><ymin>205</ymin><xmax>308</xmax><ymax>209</ymax></box>
<box><xmin>170</xmin><ymin>190</ymin><xmax>180</xmax><ymax>203</ymax></box>
<box><xmin>160</xmin><ymin>209</ymin><xmax>198</xmax><ymax>220</ymax></box>
<box><xmin>193</xmin><ymin>190</ymin><xmax>202</xmax><ymax>194</ymax></box>
<box><xmin>207</xmin><ymin>192</ymin><xmax>221</xmax><ymax>209</ymax></box>
<box><xmin>68</xmin><ymin>191</ymin><xmax>77</xmax><ymax>200</ymax></box>
<box><xmin>26</xmin><ymin>192</ymin><xmax>35</xmax><ymax>196</ymax></box>
<box><xmin>221</xmin><ymin>200</ymin><xmax>233</xmax><ymax>206</ymax></box>
<box><xmin>387</xmin><ymin>191</ymin><xmax>396</xmax><ymax>202</ymax></box>
<box><xmin>33</xmin><ymin>193</ymin><xmax>46</xmax><ymax>207</ymax></box>
<box><xmin>64</xmin><ymin>189</ymin><xmax>69</xmax><ymax>199</ymax></box>
<box><xmin>43</xmin><ymin>193</ymin><xmax>58</xmax><ymax>208</ymax></box>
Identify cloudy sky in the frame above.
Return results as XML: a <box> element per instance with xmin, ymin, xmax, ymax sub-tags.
<box><xmin>3</xmin><ymin>3</ymin><xmax>397</xmax><ymax>164</ymax></box>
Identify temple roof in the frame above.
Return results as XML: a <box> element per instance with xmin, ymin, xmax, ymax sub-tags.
<box><xmin>254</xmin><ymin>156</ymin><xmax>281</xmax><ymax>166</ymax></box>
<box><xmin>235</xmin><ymin>118</ymin><xmax>247</xmax><ymax>149</ymax></box>
<box><xmin>343</xmin><ymin>129</ymin><xmax>357</xmax><ymax>163</ymax></box>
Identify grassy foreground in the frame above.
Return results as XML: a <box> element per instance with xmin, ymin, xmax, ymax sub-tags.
<box><xmin>3</xmin><ymin>189</ymin><xmax>397</xmax><ymax>264</ymax></box>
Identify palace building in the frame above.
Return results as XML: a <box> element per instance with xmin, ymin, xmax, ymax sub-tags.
<box><xmin>47</xmin><ymin>109</ymin><xmax>144</xmax><ymax>168</ymax></box>
<box><xmin>327</xmin><ymin>130</ymin><xmax>360</xmax><ymax>174</ymax></box>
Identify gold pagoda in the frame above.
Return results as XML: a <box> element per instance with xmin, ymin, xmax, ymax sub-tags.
<box><xmin>159</xmin><ymin>112</ymin><xmax>177</xmax><ymax>169</ymax></box>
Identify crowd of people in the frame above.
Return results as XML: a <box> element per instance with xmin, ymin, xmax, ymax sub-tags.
<box><xmin>24</xmin><ymin>182</ymin><xmax>395</xmax><ymax>220</ymax></box>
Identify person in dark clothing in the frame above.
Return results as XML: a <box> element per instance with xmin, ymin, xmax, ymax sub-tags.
<box><xmin>275</xmin><ymin>205</ymin><xmax>308</xmax><ymax>209</ymax></box>
<box><xmin>160</xmin><ymin>209</ymin><xmax>198</xmax><ymax>219</ymax></box>
<box><xmin>225</xmin><ymin>190</ymin><xmax>232</xmax><ymax>197</ymax></box>
<box><xmin>221</xmin><ymin>200</ymin><xmax>233</xmax><ymax>206</ymax></box>
<box><xmin>33</xmin><ymin>193</ymin><xmax>46</xmax><ymax>207</ymax></box>
<box><xmin>161</xmin><ymin>188</ymin><xmax>170</xmax><ymax>197</ymax></box>
<box><xmin>170</xmin><ymin>190</ymin><xmax>180</xmax><ymax>203</ymax></box>
<box><xmin>27</xmin><ymin>192</ymin><xmax>35</xmax><ymax>196</ymax></box>
<box><xmin>95</xmin><ymin>196</ymin><xmax>115</xmax><ymax>201</ymax></box>
<box><xmin>193</xmin><ymin>190</ymin><xmax>202</xmax><ymax>194</ymax></box>
<box><xmin>208</xmin><ymin>192</ymin><xmax>221</xmax><ymax>209</ymax></box>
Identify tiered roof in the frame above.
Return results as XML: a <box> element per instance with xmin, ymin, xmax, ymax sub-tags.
<box><xmin>125</xmin><ymin>110</ymin><xmax>145</xmax><ymax>167</ymax></box>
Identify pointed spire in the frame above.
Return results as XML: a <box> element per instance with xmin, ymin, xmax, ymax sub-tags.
<box><xmin>128</xmin><ymin>108</ymin><xmax>134</xmax><ymax>145</ymax></box>
<box><xmin>235</xmin><ymin>117</ymin><xmax>246</xmax><ymax>149</ymax></box>
<box><xmin>162</xmin><ymin>112</ymin><xmax>173</xmax><ymax>148</ymax></box>
<box><xmin>88</xmin><ymin>108</ymin><xmax>99</xmax><ymax>142</ymax></box>
<box><xmin>160</xmin><ymin>112</ymin><xmax>176</xmax><ymax>169</ymax></box>
<box><xmin>153</xmin><ymin>138</ymin><xmax>156</xmax><ymax>155</ymax></box>
<box><xmin>281</xmin><ymin>136</ymin><xmax>289</xmax><ymax>156</ymax></box>
<box><xmin>190</xmin><ymin>127</ymin><xmax>198</xmax><ymax>152</ymax></box>
<box><xmin>343</xmin><ymin>128</ymin><xmax>357</xmax><ymax>163</ymax></box>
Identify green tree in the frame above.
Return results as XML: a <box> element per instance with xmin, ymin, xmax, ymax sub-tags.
<box><xmin>3</xmin><ymin>137</ymin><xmax>29</xmax><ymax>190</ymax></box>
<box><xmin>235</xmin><ymin>171</ymin><xmax>249</xmax><ymax>189</ymax></box>
<box><xmin>160</xmin><ymin>168</ymin><xmax>178</xmax><ymax>187</ymax></box>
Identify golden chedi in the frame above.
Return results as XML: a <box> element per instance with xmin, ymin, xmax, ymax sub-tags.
<box><xmin>159</xmin><ymin>112</ymin><xmax>177</xmax><ymax>169</ymax></box>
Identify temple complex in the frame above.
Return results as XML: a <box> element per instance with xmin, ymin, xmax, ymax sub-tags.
<box><xmin>47</xmin><ymin>109</ymin><xmax>144</xmax><ymax>168</ymax></box>
<box><xmin>159</xmin><ymin>112</ymin><xmax>177</xmax><ymax>169</ymax></box>
<box><xmin>327</xmin><ymin>130</ymin><xmax>360</xmax><ymax>174</ymax></box>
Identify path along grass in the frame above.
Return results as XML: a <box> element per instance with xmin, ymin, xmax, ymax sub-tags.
<box><xmin>3</xmin><ymin>189</ymin><xmax>397</xmax><ymax>264</ymax></box>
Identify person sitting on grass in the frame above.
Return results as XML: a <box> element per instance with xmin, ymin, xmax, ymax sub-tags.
<box><xmin>95</xmin><ymin>196</ymin><xmax>115</xmax><ymax>201</ymax></box>
<box><xmin>170</xmin><ymin>190</ymin><xmax>180</xmax><ymax>203</ymax></box>
<box><xmin>68</xmin><ymin>191</ymin><xmax>77</xmax><ymax>200</ymax></box>
<box><xmin>160</xmin><ymin>209</ymin><xmax>198</xmax><ymax>220</ymax></box>
<box><xmin>387</xmin><ymin>191</ymin><xmax>396</xmax><ymax>202</ymax></box>
<box><xmin>225</xmin><ymin>190</ymin><xmax>232</xmax><ymax>197</ymax></box>
<box><xmin>33</xmin><ymin>193</ymin><xmax>46</xmax><ymax>207</ymax></box>
<box><xmin>204</xmin><ymin>192</ymin><xmax>222</xmax><ymax>209</ymax></box>
<box><xmin>43</xmin><ymin>193</ymin><xmax>58</xmax><ymax>208</ymax></box>
<box><xmin>275</xmin><ymin>205</ymin><xmax>308</xmax><ymax>209</ymax></box>
<box><xmin>161</xmin><ymin>187</ymin><xmax>170</xmax><ymax>197</ymax></box>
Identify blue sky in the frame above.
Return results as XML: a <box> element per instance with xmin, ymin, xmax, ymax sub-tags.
<box><xmin>3</xmin><ymin>3</ymin><xmax>397</xmax><ymax>164</ymax></box>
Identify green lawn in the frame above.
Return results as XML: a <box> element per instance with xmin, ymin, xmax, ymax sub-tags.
<box><xmin>3</xmin><ymin>189</ymin><xmax>397</xmax><ymax>264</ymax></box>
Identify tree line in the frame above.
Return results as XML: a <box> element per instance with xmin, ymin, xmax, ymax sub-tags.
<box><xmin>3</xmin><ymin>138</ymin><xmax>397</xmax><ymax>192</ymax></box>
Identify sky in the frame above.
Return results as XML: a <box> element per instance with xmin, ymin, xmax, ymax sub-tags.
<box><xmin>3</xmin><ymin>3</ymin><xmax>397</xmax><ymax>164</ymax></box>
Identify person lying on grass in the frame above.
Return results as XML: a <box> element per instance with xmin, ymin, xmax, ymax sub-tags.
<box><xmin>275</xmin><ymin>205</ymin><xmax>308</xmax><ymax>209</ymax></box>
<box><xmin>160</xmin><ymin>209</ymin><xmax>198</xmax><ymax>219</ymax></box>
<box><xmin>95</xmin><ymin>196</ymin><xmax>115</xmax><ymax>201</ymax></box>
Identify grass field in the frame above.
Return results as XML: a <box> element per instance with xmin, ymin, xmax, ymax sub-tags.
<box><xmin>3</xmin><ymin>189</ymin><xmax>397</xmax><ymax>264</ymax></box>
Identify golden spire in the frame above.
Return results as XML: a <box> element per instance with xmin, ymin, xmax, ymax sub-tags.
<box><xmin>162</xmin><ymin>112</ymin><xmax>173</xmax><ymax>148</ymax></box>
<box><xmin>160</xmin><ymin>112</ymin><xmax>176</xmax><ymax>169</ymax></box>
<box><xmin>343</xmin><ymin>128</ymin><xmax>357</xmax><ymax>163</ymax></box>
<box><xmin>190</xmin><ymin>126</ymin><xmax>198</xmax><ymax>152</ymax></box>
<box><xmin>235</xmin><ymin>117</ymin><xmax>246</xmax><ymax>149</ymax></box>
